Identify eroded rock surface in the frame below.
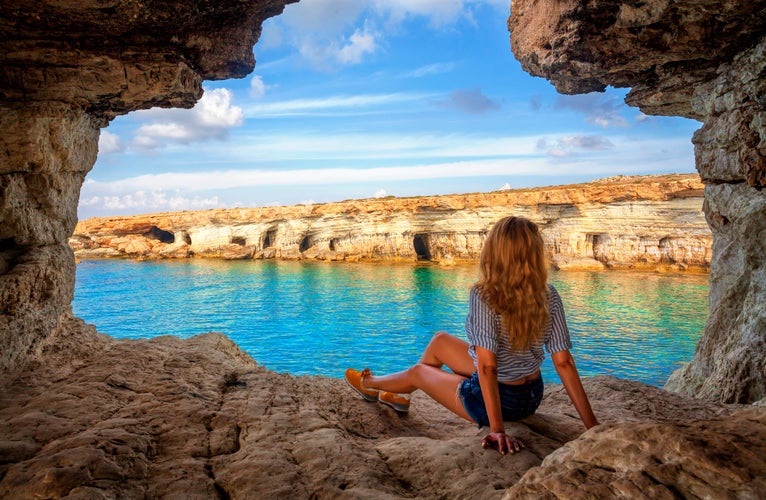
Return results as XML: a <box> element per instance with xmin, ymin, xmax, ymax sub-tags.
<box><xmin>0</xmin><ymin>0</ymin><xmax>293</xmax><ymax>373</ymax></box>
<box><xmin>1</xmin><ymin>324</ymin><xmax>760</xmax><ymax>499</ymax></box>
<box><xmin>2</xmin><ymin>0</ymin><xmax>766</xmax><ymax>497</ymax></box>
<box><xmin>510</xmin><ymin>0</ymin><xmax>766</xmax><ymax>405</ymax></box>
<box><xmin>70</xmin><ymin>174</ymin><xmax>711</xmax><ymax>272</ymax></box>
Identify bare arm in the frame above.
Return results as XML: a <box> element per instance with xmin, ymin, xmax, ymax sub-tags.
<box><xmin>475</xmin><ymin>346</ymin><xmax>522</xmax><ymax>454</ymax></box>
<box><xmin>551</xmin><ymin>350</ymin><xmax>599</xmax><ymax>429</ymax></box>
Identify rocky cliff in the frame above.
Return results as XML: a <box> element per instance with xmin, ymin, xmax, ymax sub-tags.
<box><xmin>70</xmin><ymin>174</ymin><xmax>711</xmax><ymax>272</ymax></box>
<box><xmin>2</xmin><ymin>0</ymin><xmax>766</xmax><ymax>498</ymax></box>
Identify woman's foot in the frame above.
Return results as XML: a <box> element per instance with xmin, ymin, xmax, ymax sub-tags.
<box><xmin>345</xmin><ymin>368</ymin><xmax>379</xmax><ymax>402</ymax></box>
<box><xmin>378</xmin><ymin>391</ymin><xmax>411</xmax><ymax>412</ymax></box>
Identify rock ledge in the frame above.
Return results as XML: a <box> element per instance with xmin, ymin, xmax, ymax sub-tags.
<box><xmin>1</xmin><ymin>320</ymin><xmax>762</xmax><ymax>498</ymax></box>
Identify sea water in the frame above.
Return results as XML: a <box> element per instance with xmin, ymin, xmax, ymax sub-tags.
<box><xmin>72</xmin><ymin>259</ymin><xmax>708</xmax><ymax>387</ymax></box>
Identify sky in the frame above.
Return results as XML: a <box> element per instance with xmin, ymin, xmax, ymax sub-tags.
<box><xmin>80</xmin><ymin>0</ymin><xmax>702</xmax><ymax>219</ymax></box>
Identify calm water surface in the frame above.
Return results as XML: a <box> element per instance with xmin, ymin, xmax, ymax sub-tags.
<box><xmin>73</xmin><ymin>259</ymin><xmax>709</xmax><ymax>387</ymax></box>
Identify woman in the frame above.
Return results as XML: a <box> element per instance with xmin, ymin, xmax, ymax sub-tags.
<box><xmin>345</xmin><ymin>216</ymin><xmax>598</xmax><ymax>455</ymax></box>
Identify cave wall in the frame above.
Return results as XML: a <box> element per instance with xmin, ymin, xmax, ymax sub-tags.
<box><xmin>0</xmin><ymin>104</ymin><xmax>98</xmax><ymax>371</ymax></box>
<box><xmin>510</xmin><ymin>0</ymin><xmax>766</xmax><ymax>403</ymax></box>
<box><xmin>0</xmin><ymin>0</ymin><xmax>294</xmax><ymax>373</ymax></box>
<box><xmin>0</xmin><ymin>0</ymin><xmax>764</xmax><ymax>404</ymax></box>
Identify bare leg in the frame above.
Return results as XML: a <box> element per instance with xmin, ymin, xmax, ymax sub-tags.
<box><xmin>362</xmin><ymin>332</ymin><xmax>477</xmax><ymax>423</ymax></box>
<box><xmin>418</xmin><ymin>331</ymin><xmax>475</xmax><ymax>376</ymax></box>
<box><xmin>363</xmin><ymin>331</ymin><xmax>473</xmax><ymax>392</ymax></box>
<box><xmin>365</xmin><ymin>364</ymin><xmax>473</xmax><ymax>422</ymax></box>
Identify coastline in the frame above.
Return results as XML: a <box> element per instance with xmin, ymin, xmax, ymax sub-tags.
<box><xmin>71</xmin><ymin>174</ymin><xmax>712</xmax><ymax>273</ymax></box>
<box><xmin>73</xmin><ymin>255</ymin><xmax>712</xmax><ymax>275</ymax></box>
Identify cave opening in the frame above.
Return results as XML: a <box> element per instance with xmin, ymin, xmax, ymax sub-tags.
<box><xmin>146</xmin><ymin>226</ymin><xmax>175</xmax><ymax>244</ymax></box>
<box><xmin>589</xmin><ymin>233</ymin><xmax>611</xmax><ymax>259</ymax></box>
<box><xmin>262</xmin><ymin>228</ymin><xmax>277</xmax><ymax>248</ymax></box>
<box><xmin>5</xmin><ymin>0</ymin><xmax>756</xmax><ymax>411</ymax></box>
<box><xmin>299</xmin><ymin>234</ymin><xmax>314</xmax><ymax>252</ymax></box>
<box><xmin>413</xmin><ymin>234</ymin><xmax>431</xmax><ymax>261</ymax></box>
<box><xmin>230</xmin><ymin>236</ymin><xmax>246</xmax><ymax>246</ymax></box>
<box><xmin>329</xmin><ymin>238</ymin><xmax>338</xmax><ymax>251</ymax></box>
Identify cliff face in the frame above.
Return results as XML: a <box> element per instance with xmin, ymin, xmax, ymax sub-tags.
<box><xmin>70</xmin><ymin>174</ymin><xmax>711</xmax><ymax>272</ymax></box>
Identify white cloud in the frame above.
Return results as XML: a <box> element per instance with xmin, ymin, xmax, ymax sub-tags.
<box><xmin>374</xmin><ymin>189</ymin><xmax>387</xmax><ymax>198</ymax></box>
<box><xmin>79</xmin><ymin>188</ymin><xmax>222</xmax><ymax>212</ymax></box>
<box><xmin>98</xmin><ymin>131</ymin><xmax>124</xmax><ymax>155</ymax></box>
<box><xmin>194</xmin><ymin>89</ymin><xmax>244</xmax><ymax>128</ymax></box>
<box><xmin>547</xmin><ymin>148</ymin><xmax>568</xmax><ymax>158</ymax></box>
<box><xmin>139</xmin><ymin>123</ymin><xmax>191</xmax><ymax>141</ymax></box>
<box><xmin>83</xmin><ymin>159</ymin><xmax>551</xmax><ymax>197</ymax></box>
<box><xmin>555</xmin><ymin>93</ymin><xmax>628</xmax><ymax>128</ymax></box>
<box><xmin>250</xmin><ymin>75</ymin><xmax>266</xmax><ymax>99</ymax></box>
<box><xmin>297</xmin><ymin>23</ymin><xmax>380</xmax><ymax>70</ymax></box>
<box><xmin>265</xmin><ymin>0</ymin><xmax>505</xmax><ymax>69</ymax></box>
<box><xmin>132</xmin><ymin>88</ymin><xmax>243</xmax><ymax>150</ymax></box>
<box><xmin>499</xmin><ymin>183</ymin><xmax>511</xmax><ymax>191</ymax></box>
<box><xmin>224</xmin><ymin>131</ymin><xmax>541</xmax><ymax>162</ymax></box>
<box><xmin>273</xmin><ymin>0</ymin><xmax>378</xmax><ymax>70</ymax></box>
<box><xmin>83</xmin><ymin>147</ymin><xmax>669</xmax><ymax>198</ymax></box>
<box><xmin>81</xmin><ymin>131</ymin><xmax>694</xmax><ymax>216</ymax></box>
<box><xmin>245</xmin><ymin>92</ymin><xmax>432</xmax><ymax>117</ymax></box>
<box><xmin>337</xmin><ymin>25</ymin><xmax>378</xmax><ymax>64</ymax></box>
<box><xmin>536</xmin><ymin>135</ymin><xmax>614</xmax><ymax>157</ymax></box>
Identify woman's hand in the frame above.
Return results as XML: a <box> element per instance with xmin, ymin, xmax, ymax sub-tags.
<box><xmin>481</xmin><ymin>431</ymin><xmax>524</xmax><ymax>455</ymax></box>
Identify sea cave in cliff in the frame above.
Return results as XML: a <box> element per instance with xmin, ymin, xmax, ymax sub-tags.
<box><xmin>1</xmin><ymin>0</ymin><xmax>765</xmax><ymax>498</ymax></box>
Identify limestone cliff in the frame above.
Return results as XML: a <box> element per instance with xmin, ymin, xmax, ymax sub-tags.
<box><xmin>70</xmin><ymin>174</ymin><xmax>711</xmax><ymax>272</ymax></box>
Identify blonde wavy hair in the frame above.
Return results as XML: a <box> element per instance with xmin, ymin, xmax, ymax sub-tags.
<box><xmin>476</xmin><ymin>216</ymin><xmax>550</xmax><ymax>351</ymax></box>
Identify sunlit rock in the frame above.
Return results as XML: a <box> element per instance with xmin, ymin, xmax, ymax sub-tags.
<box><xmin>0</xmin><ymin>322</ymin><xmax>760</xmax><ymax>499</ymax></box>
<box><xmin>70</xmin><ymin>175</ymin><xmax>712</xmax><ymax>272</ymax></box>
<box><xmin>1</xmin><ymin>0</ymin><xmax>766</xmax><ymax>497</ymax></box>
<box><xmin>0</xmin><ymin>0</ymin><xmax>295</xmax><ymax>373</ymax></box>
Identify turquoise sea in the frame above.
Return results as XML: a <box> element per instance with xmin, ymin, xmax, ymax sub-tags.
<box><xmin>72</xmin><ymin>259</ymin><xmax>709</xmax><ymax>387</ymax></box>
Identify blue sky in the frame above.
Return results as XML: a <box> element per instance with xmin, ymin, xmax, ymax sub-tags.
<box><xmin>81</xmin><ymin>0</ymin><xmax>701</xmax><ymax>219</ymax></box>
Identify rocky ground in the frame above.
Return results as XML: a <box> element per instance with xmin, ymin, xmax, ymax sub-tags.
<box><xmin>1</xmin><ymin>317</ymin><xmax>763</xmax><ymax>499</ymax></box>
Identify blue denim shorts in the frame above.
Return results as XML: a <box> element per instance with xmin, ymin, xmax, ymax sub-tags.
<box><xmin>457</xmin><ymin>372</ymin><xmax>544</xmax><ymax>428</ymax></box>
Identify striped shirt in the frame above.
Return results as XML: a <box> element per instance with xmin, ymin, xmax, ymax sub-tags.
<box><xmin>465</xmin><ymin>284</ymin><xmax>571</xmax><ymax>382</ymax></box>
